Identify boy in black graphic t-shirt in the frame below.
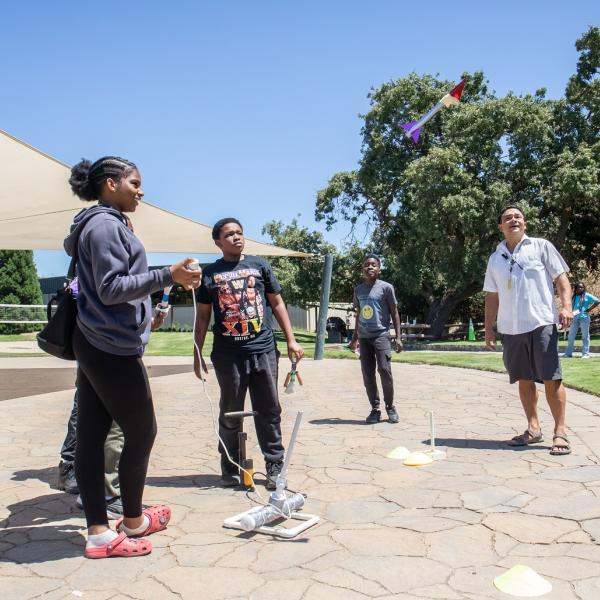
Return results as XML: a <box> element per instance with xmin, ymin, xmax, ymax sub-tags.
<box><xmin>194</xmin><ymin>218</ymin><xmax>304</xmax><ymax>489</ymax></box>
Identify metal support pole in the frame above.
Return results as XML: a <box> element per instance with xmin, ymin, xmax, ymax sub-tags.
<box><xmin>429</xmin><ymin>411</ymin><xmax>436</xmax><ymax>452</ymax></box>
<box><xmin>314</xmin><ymin>253</ymin><xmax>333</xmax><ymax>361</ymax></box>
<box><xmin>238</xmin><ymin>431</ymin><xmax>247</xmax><ymax>472</ymax></box>
<box><xmin>275</xmin><ymin>411</ymin><xmax>303</xmax><ymax>496</ymax></box>
<box><xmin>427</xmin><ymin>410</ymin><xmax>446</xmax><ymax>460</ymax></box>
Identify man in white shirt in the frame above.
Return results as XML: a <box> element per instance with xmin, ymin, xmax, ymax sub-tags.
<box><xmin>484</xmin><ymin>205</ymin><xmax>573</xmax><ymax>456</ymax></box>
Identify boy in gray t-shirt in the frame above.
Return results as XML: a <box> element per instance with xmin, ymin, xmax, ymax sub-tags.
<box><xmin>350</xmin><ymin>255</ymin><xmax>402</xmax><ymax>424</ymax></box>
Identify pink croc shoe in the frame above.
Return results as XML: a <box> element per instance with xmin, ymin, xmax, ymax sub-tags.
<box><xmin>116</xmin><ymin>504</ymin><xmax>172</xmax><ymax>537</ymax></box>
<box><xmin>84</xmin><ymin>531</ymin><xmax>152</xmax><ymax>559</ymax></box>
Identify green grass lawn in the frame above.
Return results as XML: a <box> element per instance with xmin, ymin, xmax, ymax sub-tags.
<box><xmin>144</xmin><ymin>330</ymin><xmax>318</xmax><ymax>357</ymax></box>
<box><xmin>418</xmin><ymin>333</ymin><xmax>600</xmax><ymax>348</ymax></box>
<box><xmin>391</xmin><ymin>352</ymin><xmax>600</xmax><ymax>397</ymax></box>
<box><xmin>144</xmin><ymin>331</ymin><xmax>600</xmax><ymax>396</ymax></box>
<box><xmin>0</xmin><ymin>352</ymin><xmax>48</xmax><ymax>357</ymax></box>
<box><xmin>329</xmin><ymin>347</ymin><xmax>600</xmax><ymax>396</ymax></box>
<box><xmin>0</xmin><ymin>333</ymin><xmax>38</xmax><ymax>342</ymax></box>
<box><xmin>4</xmin><ymin>330</ymin><xmax>598</xmax><ymax>396</ymax></box>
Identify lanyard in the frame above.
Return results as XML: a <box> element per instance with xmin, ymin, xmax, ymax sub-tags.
<box><xmin>502</xmin><ymin>241</ymin><xmax>524</xmax><ymax>290</ymax></box>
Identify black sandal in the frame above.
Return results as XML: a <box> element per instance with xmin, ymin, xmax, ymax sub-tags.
<box><xmin>549</xmin><ymin>434</ymin><xmax>571</xmax><ymax>456</ymax></box>
<box><xmin>507</xmin><ymin>429</ymin><xmax>543</xmax><ymax>446</ymax></box>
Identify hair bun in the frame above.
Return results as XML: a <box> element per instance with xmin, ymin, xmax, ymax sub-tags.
<box><xmin>69</xmin><ymin>159</ymin><xmax>95</xmax><ymax>201</ymax></box>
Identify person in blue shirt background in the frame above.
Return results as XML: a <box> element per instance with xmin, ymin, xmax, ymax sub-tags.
<box><xmin>564</xmin><ymin>282</ymin><xmax>599</xmax><ymax>359</ymax></box>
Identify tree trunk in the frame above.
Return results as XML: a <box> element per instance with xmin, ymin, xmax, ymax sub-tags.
<box><xmin>424</xmin><ymin>283</ymin><xmax>481</xmax><ymax>339</ymax></box>
<box><xmin>554</xmin><ymin>206</ymin><xmax>572</xmax><ymax>250</ymax></box>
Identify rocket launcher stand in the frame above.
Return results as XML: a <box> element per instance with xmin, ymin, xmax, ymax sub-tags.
<box><xmin>223</xmin><ymin>411</ymin><xmax>320</xmax><ymax>539</ymax></box>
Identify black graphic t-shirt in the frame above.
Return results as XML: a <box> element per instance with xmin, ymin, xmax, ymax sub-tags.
<box><xmin>196</xmin><ymin>256</ymin><xmax>282</xmax><ymax>355</ymax></box>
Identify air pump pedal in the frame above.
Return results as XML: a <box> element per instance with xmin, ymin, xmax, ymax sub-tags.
<box><xmin>223</xmin><ymin>410</ymin><xmax>257</xmax><ymax>491</ymax></box>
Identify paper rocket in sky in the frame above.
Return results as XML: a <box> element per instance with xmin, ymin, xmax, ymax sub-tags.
<box><xmin>401</xmin><ymin>80</ymin><xmax>465</xmax><ymax>144</ymax></box>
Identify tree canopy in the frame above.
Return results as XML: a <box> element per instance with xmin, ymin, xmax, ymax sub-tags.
<box><xmin>262</xmin><ymin>219</ymin><xmax>364</xmax><ymax>306</ymax></box>
<box><xmin>315</xmin><ymin>27</ymin><xmax>600</xmax><ymax>337</ymax></box>
<box><xmin>0</xmin><ymin>250</ymin><xmax>43</xmax><ymax>334</ymax></box>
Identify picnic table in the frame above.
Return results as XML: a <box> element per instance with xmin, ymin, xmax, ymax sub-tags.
<box><xmin>394</xmin><ymin>323</ymin><xmax>434</xmax><ymax>341</ymax></box>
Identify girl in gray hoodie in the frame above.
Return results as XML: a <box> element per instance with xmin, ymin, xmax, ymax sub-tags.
<box><xmin>66</xmin><ymin>156</ymin><xmax>200</xmax><ymax>558</ymax></box>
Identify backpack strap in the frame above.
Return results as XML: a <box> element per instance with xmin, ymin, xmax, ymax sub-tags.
<box><xmin>66</xmin><ymin>255</ymin><xmax>77</xmax><ymax>282</ymax></box>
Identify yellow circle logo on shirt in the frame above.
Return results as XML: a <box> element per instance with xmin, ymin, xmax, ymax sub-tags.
<box><xmin>361</xmin><ymin>305</ymin><xmax>374</xmax><ymax>320</ymax></box>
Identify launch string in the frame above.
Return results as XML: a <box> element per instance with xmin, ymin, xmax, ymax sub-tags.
<box><xmin>184</xmin><ymin>280</ymin><xmax>295</xmax><ymax>521</ymax></box>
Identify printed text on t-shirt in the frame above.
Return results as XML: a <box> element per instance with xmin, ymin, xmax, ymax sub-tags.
<box><xmin>214</xmin><ymin>268</ymin><xmax>264</xmax><ymax>339</ymax></box>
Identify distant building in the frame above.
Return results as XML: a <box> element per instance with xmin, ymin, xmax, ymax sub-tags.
<box><xmin>38</xmin><ymin>265</ymin><xmax>208</xmax><ymax>305</ymax></box>
<box><xmin>39</xmin><ymin>276</ymin><xmax>68</xmax><ymax>304</ymax></box>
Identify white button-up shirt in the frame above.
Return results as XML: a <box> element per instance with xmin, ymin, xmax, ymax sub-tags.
<box><xmin>483</xmin><ymin>235</ymin><xmax>569</xmax><ymax>335</ymax></box>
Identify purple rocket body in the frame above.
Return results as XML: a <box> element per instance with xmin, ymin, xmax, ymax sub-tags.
<box><xmin>401</xmin><ymin>122</ymin><xmax>422</xmax><ymax>143</ymax></box>
<box><xmin>401</xmin><ymin>80</ymin><xmax>465</xmax><ymax>144</ymax></box>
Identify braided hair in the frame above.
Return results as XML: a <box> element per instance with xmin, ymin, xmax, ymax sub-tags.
<box><xmin>69</xmin><ymin>156</ymin><xmax>137</xmax><ymax>201</ymax></box>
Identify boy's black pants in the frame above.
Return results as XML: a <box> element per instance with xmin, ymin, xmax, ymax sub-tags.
<box><xmin>212</xmin><ymin>348</ymin><xmax>284</xmax><ymax>469</ymax></box>
<box><xmin>359</xmin><ymin>335</ymin><xmax>394</xmax><ymax>409</ymax></box>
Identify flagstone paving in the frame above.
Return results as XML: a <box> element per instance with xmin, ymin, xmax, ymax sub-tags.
<box><xmin>1</xmin><ymin>357</ymin><xmax>600</xmax><ymax>599</ymax></box>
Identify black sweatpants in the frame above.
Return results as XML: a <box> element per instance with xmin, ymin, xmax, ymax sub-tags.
<box><xmin>359</xmin><ymin>335</ymin><xmax>394</xmax><ymax>409</ymax></box>
<box><xmin>211</xmin><ymin>349</ymin><xmax>284</xmax><ymax>468</ymax></box>
<box><xmin>72</xmin><ymin>325</ymin><xmax>157</xmax><ymax>527</ymax></box>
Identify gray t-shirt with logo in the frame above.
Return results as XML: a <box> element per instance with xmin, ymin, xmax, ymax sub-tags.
<box><xmin>353</xmin><ymin>280</ymin><xmax>397</xmax><ymax>338</ymax></box>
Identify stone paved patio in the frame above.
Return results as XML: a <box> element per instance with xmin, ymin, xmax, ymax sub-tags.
<box><xmin>1</xmin><ymin>358</ymin><xmax>600</xmax><ymax>599</ymax></box>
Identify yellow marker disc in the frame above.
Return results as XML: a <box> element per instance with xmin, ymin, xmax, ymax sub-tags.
<box><xmin>493</xmin><ymin>565</ymin><xmax>552</xmax><ymax>597</ymax></box>
<box><xmin>386</xmin><ymin>446</ymin><xmax>411</xmax><ymax>460</ymax></box>
<box><xmin>403</xmin><ymin>451</ymin><xmax>434</xmax><ymax>467</ymax></box>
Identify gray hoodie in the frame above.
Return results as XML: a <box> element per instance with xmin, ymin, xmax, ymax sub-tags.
<box><xmin>64</xmin><ymin>204</ymin><xmax>173</xmax><ymax>355</ymax></box>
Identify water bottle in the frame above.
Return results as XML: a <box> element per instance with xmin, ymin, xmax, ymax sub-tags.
<box><xmin>239</xmin><ymin>493</ymin><xmax>305</xmax><ymax>531</ymax></box>
<box><xmin>156</xmin><ymin>285</ymin><xmax>173</xmax><ymax>314</ymax></box>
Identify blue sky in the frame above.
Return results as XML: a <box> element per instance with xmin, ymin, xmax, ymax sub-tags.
<box><xmin>1</xmin><ymin>1</ymin><xmax>597</xmax><ymax>276</ymax></box>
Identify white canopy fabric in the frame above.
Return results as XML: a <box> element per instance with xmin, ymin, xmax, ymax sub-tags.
<box><xmin>0</xmin><ymin>129</ymin><xmax>307</xmax><ymax>257</ymax></box>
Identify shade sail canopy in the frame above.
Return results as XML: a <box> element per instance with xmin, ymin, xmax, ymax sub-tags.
<box><xmin>0</xmin><ymin>129</ymin><xmax>307</xmax><ymax>257</ymax></box>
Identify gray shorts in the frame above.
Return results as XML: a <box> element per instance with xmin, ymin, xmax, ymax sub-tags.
<box><xmin>502</xmin><ymin>324</ymin><xmax>562</xmax><ymax>384</ymax></box>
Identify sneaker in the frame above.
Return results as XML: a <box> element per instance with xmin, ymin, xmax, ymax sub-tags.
<box><xmin>265</xmin><ymin>460</ymin><xmax>283</xmax><ymax>491</ymax></box>
<box><xmin>366</xmin><ymin>409</ymin><xmax>381</xmax><ymax>424</ymax></box>
<box><xmin>58</xmin><ymin>461</ymin><xmax>79</xmax><ymax>494</ymax></box>
<box><xmin>581</xmin><ymin>354</ymin><xmax>590</xmax><ymax>359</ymax></box>
<box><xmin>220</xmin><ymin>455</ymin><xmax>241</xmax><ymax>487</ymax></box>
<box><xmin>105</xmin><ymin>497</ymin><xmax>124</xmax><ymax>520</ymax></box>
<box><xmin>220</xmin><ymin>472</ymin><xmax>241</xmax><ymax>487</ymax></box>
<box><xmin>386</xmin><ymin>405</ymin><xmax>399</xmax><ymax>424</ymax></box>
<box><xmin>76</xmin><ymin>495</ymin><xmax>125</xmax><ymax>519</ymax></box>
<box><xmin>562</xmin><ymin>353</ymin><xmax>572</xmax><ymax>358</ymax></box>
